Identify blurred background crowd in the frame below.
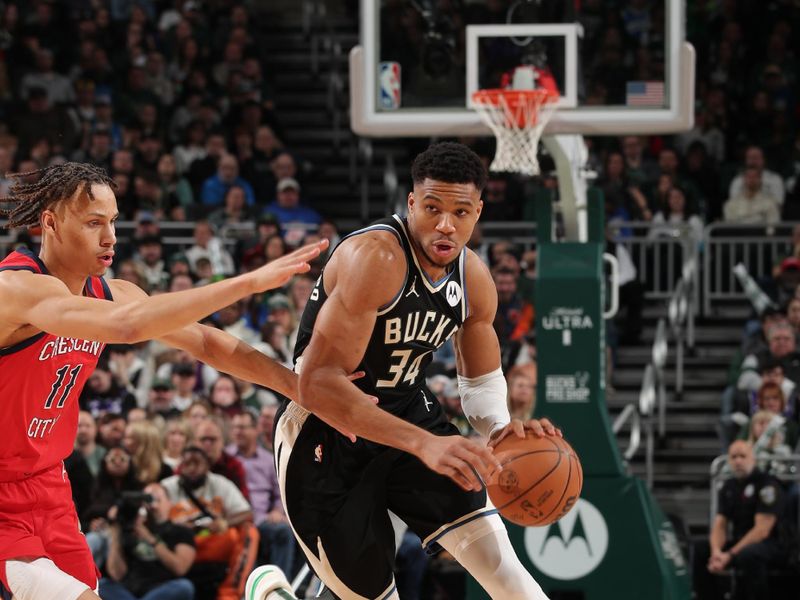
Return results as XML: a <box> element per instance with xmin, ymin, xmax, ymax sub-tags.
<box><xmin>2</xmin><ymin>0</ymin><xmax>800</xmax><ymax>599</ymax></box>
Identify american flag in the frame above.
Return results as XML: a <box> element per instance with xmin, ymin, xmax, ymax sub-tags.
<box><xmin>626</xmin><ymin>81</ymin><xmax>665</xmax><ymax>107</ymax></box>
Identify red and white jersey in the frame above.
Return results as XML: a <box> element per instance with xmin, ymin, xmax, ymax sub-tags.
<box><xmin>0</xmin><ymin>249</ymin><xmax>111</xmax><ymax>477</ymax></box>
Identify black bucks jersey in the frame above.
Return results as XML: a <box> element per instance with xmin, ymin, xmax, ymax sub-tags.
<box><xmin>293</xmin><ymin>215</ymin><xmax>468</xmax><ymax>417</ymax></box>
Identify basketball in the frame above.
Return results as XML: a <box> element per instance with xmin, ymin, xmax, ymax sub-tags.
<box><xmin>486</xmin><ymin>433</ymin><xmax>583</xmax><ymax>527</ymax></box>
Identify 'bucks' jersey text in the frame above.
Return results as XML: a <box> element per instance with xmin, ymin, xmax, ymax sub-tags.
<box><xmin>294</xmin><ymin>215</ymin><xmax>468</xmax><ymax>416</ymax></box>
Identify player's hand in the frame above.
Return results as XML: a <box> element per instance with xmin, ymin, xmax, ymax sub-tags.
<box><xmin>488</xmin><ymin>417</ymin><xmax>562</xmax><ymax>450</ymax></box>
<box><xmin>417</xmin><ymin>434</ymin><xmax>502</xmax><ymax>493</ymax></box>
<box><xmin>245</xmin><ymin>239</ymin><xmax>328</xmax><ymax>293</ymax></box>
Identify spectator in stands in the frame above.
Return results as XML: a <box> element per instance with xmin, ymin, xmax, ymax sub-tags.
<box><xmin>739</xmin><ymin>321</ymin><xmax>800</xmax><ymax>393</ymax></box>
<box><xmin>162</xmin><ymin>446</ymin><xmax>254</xmax><ymax>600</ymax></box>
<box><xmin>241</xmin><ymin>125</ymin><xmax>284</xmax><ymax>201</ymax></box>
<box><xmin>0</xmin><ymin>146</ymin><xmax>15</xmax><ymax>197</ymax></box>
<box><xmin>72</xmin><ymin>125</ymin><xmax>113</xmax><ymax>173</ymax></box>
<box><xmin>723</xmin><ymin>167</ymin><xmax>781</xmax><ymax>224</ymax></box>
<box><xmin>264</xmin><ymin>177</ymin><xmax>321</xmax><ymax>247</ymax></box>
<box><xmin>215</xmin><ymin>299</ymin><xmax>260</xmax><ymax>346</ymax></box>
<box><xmin>147</xmin><ymin>378</ymin><xmax>181</xmax><ymax>421</ymax></box>
<box><xmin>737</xmin><ymin>381</ymin><xmax>799</xmax><ymax>446</ymax></box>
<box><xmin>132</xmin><ymin>234</ymin><xmax>169</xmax><ymax>292</ymax></box>
<box><xmin>173</xmin><ymin>120</ymin><xmax>207</xmax><ymax>175</ymax></box>
<box><xmin>76</xmin><ymin>410</ymin><xmax>107</xmax><ymax>477</ymax></box>
<box><xmin>647</xmin><ymin>185</ymin><xmax>704</xmax><ymax>246</ymax></box>
<box><xmin>157</xmin><ymin>153</ymin><xmax>194</xmax><ymax>217</ymax></box>
<box><xmin>200</xmin><ymin>152</ymin><xmax>255</xmax><ymax>208</ymax></box>
<box><xmin>258</xmin><ymin>405</ymin><xmax>278</xmax><ymax>452</ymax></box>
<box><xmin>746</xmin><ymin>410</ymin><xmax>793</xmax><ymax>473</ymax></box>
<box><xmin>480</xmin><ymin>174</ymin><xmax>523</xmax><ymax>222</ymax></box>
<box><xmin>80</xmin><ymin>353</ymin><xmax>137</xmax><ymax>418</ymax></box>
<box><xmin>184</xmin><ymin>220</ymin><xmax>236</xmax><ymax>276</ymax></box>
<box><xmin>227</xmin><ymin>374</ymin><xmax>274</xmax><ymax>413</ymax></box>
<box><xmin>83</xmin><ymin>446</ymin><xmax>143</xmax><ymax>568</ymax></box>
<box><xmin>19</xmin><ymin>48</ymin><xmax>75</xmax><ymax>105</ymax></box>
<box><xmin>123</xmin><ymin>420</ymin><xmax>173</xmax><ymax>485</ymax></box>
<box><xmin>227</xmin><ymin>411</ymin><xmax>294</xmax><ymax>573</ymax></box>
<box><xmin>93</xmin><ymin>93</ymin><xmax>123</xmax><ymax>151</ymax></box>
<box><xmin>694</xmin><ymin>440</ymin><xmax>785</xmax><ymax>600</ymax></box>
<box><xmin>163</xmin><ymin>417</ymin><xmax>193</xmax><ymax>472</ymax></box>
<box><xmin>14</xmin><ymin>86</ymin><xmax>78</xmax><ymax>157</ymax></box>
<box><xmin>653</xmin><ymin>147</ymin><xmax>701</xmax><ymax>211</ymax></box>
<box><xmin>492</xmin><ymin>266</ymin><xmax>534</xmax><ymax>370</ymax></box>
<box><xmin>682</xmin><ymin>140</ymin><xmax>724</xmax><ymax>222</ymax></box>
<box><xmin>771</xmin><ymin>224</ymin><xmax>800</xmax><ymax>280</ymax></box>
<box><xmin>620</xmin><ymin>135</ymin><xmax>657</xmax><ymax>188</ymax></box>
<box><xmin>741</xmin><ymin>307</ymin><xmax>785</xmax><ymax>358</ymax></box>
<box><xmin>269</xmin><ymin>151</ymin><xmax>298</xmax><ymax>189</ymax></box>
<box><xmin>676</xmin><ymin>110</ymin><xmax>726</xmax><ymax>166</ymax></box>
<box><xmin>437</xmin><ymin>378</ymin><xmax>470</xmax><ymax>436</ymax></box>
<box><xmin>786</xmin><ymin>297</ymin><xmax>800</xmax><ymax>334</ymax></box>
<box><xmin>98</xmin><ymin>412</ymin><xmax>128</xmax><ymax>450</ymax></box>
<box><xmin>187</xmin><ymin>132</ymin><xmax>227</xmax><ymax>196</ymax></box>
<box><xmin>101</xmin><ymin>482</ymin><xmax>196</xmax><ymax>600</ymax></box>
<box><xmin>208</xmin><ymin>184</ymin><xmax>255</xmax><ymax>229</ymax></box>
<box><xmin>207</xmin><ymin>374</ymin><xmax>246</xmax><ymax>420</ymax></box>
<box><xmin>729</xmin><ymin>145</ymin><xmax>785</xmax><ymax>207</ymax></box>
<box><xmin>195</xmin><ymin>419</ymin><xmax>249</xmax><ymax>499</ymax></box>
<box><xmin>507</xmin><ymin>364</ymin><xmax>537</xmax><ymax>422</ymax></box>
<box><xmin>184</xmin><ymin>400</ymin><xmax>213</xmax><ymax>433</ymax></box>
<box><xmin>171</xmin><ymin>362</ymin><xmax>202</xmax><ymax>412</ymax></box>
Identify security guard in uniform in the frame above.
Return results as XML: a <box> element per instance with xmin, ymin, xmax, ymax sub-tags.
<box><xmin>695</xmin><ymin>440</ymin><xmax>786</xmax><ymax>600</ymax></box>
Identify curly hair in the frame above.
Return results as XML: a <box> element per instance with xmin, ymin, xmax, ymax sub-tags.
<box><xmin>411</xmin><ymin>142</ymin><xmax>488</xmax><ymax>191</ymax></box>
<box><xmin>0</xmin><ymin>162</ymin><xmax>116</xmax><ymax>229</ymax></box>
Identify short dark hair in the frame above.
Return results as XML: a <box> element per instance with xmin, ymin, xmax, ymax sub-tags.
<box><xmin>182</xmin><ymin>445</ymin><xmax>210</xmax><ymax>463</ymax></box>
<box><xmin>233</xmin><ymin>410</ymin><xmax>258</xmax><ymax>428</ymax></box>
<box><xmin>411</xmin><ymin>142</ymin><xmax>487</xmax><ymax>192</ymax></box>
<box><xmin>1</xmin><ymin>162</ymin><xmax>116</xmax><ymax>228</ymax></box>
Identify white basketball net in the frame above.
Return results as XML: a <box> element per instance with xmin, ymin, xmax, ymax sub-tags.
<box><xmin>472</xmin><ymin>88</ymin><xmax>559</xmax><ymax>176</ymax></box>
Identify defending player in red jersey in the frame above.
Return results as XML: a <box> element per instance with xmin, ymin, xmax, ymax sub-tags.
<box><xmin>0</xmin><ymin>162</ymin><xmax>326</xmax><ymax>600</ymax></box>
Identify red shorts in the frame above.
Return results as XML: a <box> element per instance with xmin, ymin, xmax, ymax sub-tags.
<box><xmin>0</xmin><ymin>463</ymin><xmax>97</xmax><ymax>593</ymax></box>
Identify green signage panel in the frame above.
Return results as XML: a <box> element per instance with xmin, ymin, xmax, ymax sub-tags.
<box><xmin>467</xmin><ymin>477</ymin><xmax>691</xmax><ymax>600</ymax></box>
<box><xmin>535</xmin><ymin>242</ymin><xmax>623</xmax><ymax>477</ymax></box>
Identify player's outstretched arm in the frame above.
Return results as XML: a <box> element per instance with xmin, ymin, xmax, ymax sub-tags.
<box><xmin>297</xmin><ymin>235</ymin><xmax>501</xmax><ymax>491</ymax></box>
<box><xmin>0</xmin><ymin>240</ymin><xmax>326</xmax><ymax>344</ymax></box>
<box><xmin>455</xmin><ymin>251</ymin><xmax>560</xmax><ymax>447</ymax></box>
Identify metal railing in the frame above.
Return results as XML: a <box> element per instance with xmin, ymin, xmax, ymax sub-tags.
<box><xmin>702</xmin><ymin>222</ymin><xmax>797</xmax><ymax>316</ymax></box>
<box><xmin>609</xmin><ymin>220</ymin><xmax>700</xmax><ymax>306</ymax></box>
<box><xmin>612</xmin><ymin>402</ymin><xmax>642</xmax><ymax>463</ymax></box>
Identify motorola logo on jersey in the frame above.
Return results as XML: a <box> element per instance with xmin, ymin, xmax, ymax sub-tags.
<box><xmin>524</xmin><ymin>498</ymin><xmax>608</xmax><ymax>580</ymax></box>
<box><xmin>445</xmin><ymin>281</ymin><xmax>462</xmax><ymax>307</ymax></box>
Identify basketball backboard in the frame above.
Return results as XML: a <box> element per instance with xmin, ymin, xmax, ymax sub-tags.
<box><xmin>351</xmin><ymin>0</ymin><xmax>695</xmax><ymax>137</ymax></box>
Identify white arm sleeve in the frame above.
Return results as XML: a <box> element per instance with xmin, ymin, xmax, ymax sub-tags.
<box><xmin>457</xmin><ymin>367</ymin><xmax>511</xmax><ymax>438</ymax></box>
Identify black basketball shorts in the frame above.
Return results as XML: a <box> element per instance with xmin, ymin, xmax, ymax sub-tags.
<box><xmin>274</xmin><ymin>398</ymin><xmax>495</xmax><ymax>599</ymax></box>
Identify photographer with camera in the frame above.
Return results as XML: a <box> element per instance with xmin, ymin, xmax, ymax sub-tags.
<box><xmin>100</xmin><ymin>482</ymin><xmax>196</xmax><ymax>600</ymax></box>
<box><xmin>162</xmin><ymin>445</ymin><xmax>255</xmax><ymax>600</ymax></box>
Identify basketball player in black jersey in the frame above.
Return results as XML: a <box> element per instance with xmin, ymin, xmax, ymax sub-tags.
<box><xmin>247</xmin><ymin>143</ymin><xmax>558</xmax><ymax>600</ymax></box>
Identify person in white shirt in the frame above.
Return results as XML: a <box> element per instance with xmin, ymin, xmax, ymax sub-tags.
<box><xmin>723</xmin><ymin>167</ymin><xmax>781</xmax><ymax>225</ymax></box>
<box><xmin>728</xmin><ymin>146</ymin><xmax>785</xmax><ymax>206</ymax></box>
<box><xmin>185</xmin><ymin>220</ymin><xmax>235</xmax><ymax>276</ymax></box>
